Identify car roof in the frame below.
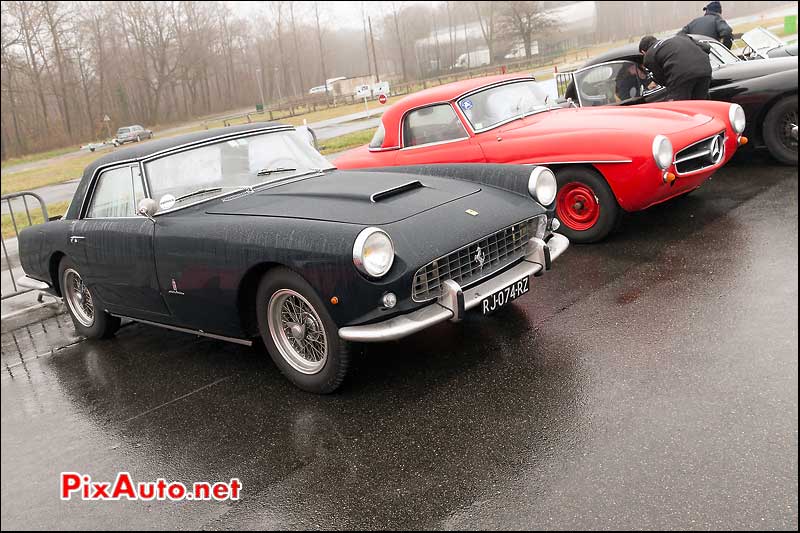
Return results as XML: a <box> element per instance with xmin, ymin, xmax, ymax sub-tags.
<box><xmin>583</xmin><ymin>34</ymin><xmax>715</xmax><ymax>67</ymax></box>
<box><xmin>67</xmin><ymin>121</ymin><xmax>290</xmax><ymax>219</ymax></box>
<box><xmin>378</xmin><ymin>73</ymin><xmax>536</xmax><ymax>148</ymax></box>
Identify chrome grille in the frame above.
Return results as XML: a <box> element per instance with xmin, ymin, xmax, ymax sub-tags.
<box><xmin>412</xmin><ymin>217</ymin><xmax>542</xmax><ymax>302</ymax></box>
<box><xmin>674</xmin><ymin>132</ymin><xmax>725</xmax><ymax>175</ymax></box>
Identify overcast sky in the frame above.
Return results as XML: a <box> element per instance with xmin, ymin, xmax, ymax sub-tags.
<box><xmin>227</xmin><ymin>1</ymin><xmax>433</xmax><ymax>31</ymax></box>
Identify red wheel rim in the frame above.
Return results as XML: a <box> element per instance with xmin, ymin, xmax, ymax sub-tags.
<box><xmin>556</xmin><ymin>182</ymin><xmax>600</xmax><ymax>231</ymax></box>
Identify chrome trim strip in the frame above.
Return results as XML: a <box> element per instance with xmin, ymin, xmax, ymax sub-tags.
<box><xmin>524</xmin><ymin>159</ymin><xmax>632</xmax><ymax>165</ymax></box>
<box><xmin>110</xmin><ymin>314</ymin><xmax>253</xmax><ymax>346</ymax></box>
<box><xmin>339</xmin><ymin>233</ymin><xmax>569</xmax><ymax>343</ymax></box>
<box><xmin>400</xmin><ymin>136</ymin><xmax>470</xmax><ymax>151</ymax></box>
<box><xmin>675</xmin><ymin>149</ymin><xmax>711</xmax><ymax>164</ymax></box>
<box><xmin>16</xmin><ymin>276</ymin><xmax>51</xmax><ymax>291</ymax></box>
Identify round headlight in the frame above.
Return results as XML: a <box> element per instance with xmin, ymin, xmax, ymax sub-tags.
<box><xmin>652</xmin><ymin>135</ymin><xmax>673</xmax><ymax>170</ymax></box>
<box><xmin>528</xmin><ymin>166</ymin><xmax>557</xmax><ymax>206</ymax></box>
<box><xmin>353</xmin><ymin>228</ymin><xmax>394</xmax><ymax>278</ymax></box>
<box><xmin>729</xmin><ymin>104</ymin><xmax>746</xmax><ymax>134</ymax></box>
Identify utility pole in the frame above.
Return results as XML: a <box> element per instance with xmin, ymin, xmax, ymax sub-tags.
<box><xmin>369</xmin><ymin>16</ymin><xmax>380</xmax><ymax>83</ymax></box>
<box><xmin>362</xmin><ymin>2</ymin><xmax>372</xmax><ymax>78</ymax></box>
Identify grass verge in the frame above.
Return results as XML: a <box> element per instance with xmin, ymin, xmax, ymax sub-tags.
<box><xmin>1</xmin><ymin>152</ymin><xmax>98</xmax><ymax>195</ymax></box>
<box><xmin>318</xmin><ymin>128</ymin><xmax>376</xmax><ymax>155</ymax></box>
<box><xmin>2</xmin><ymin>200</ymin><xmax>70</xmax><ymax>239</ymax></box>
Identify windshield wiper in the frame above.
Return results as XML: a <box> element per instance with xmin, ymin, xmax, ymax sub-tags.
<box><xmin>174</xmin><ymin>187</ymin><xmax>223</xmax><ymax>202</ymax></box>
<box><xmin>257</xmin><ymin>166</ymin><xmax>296</xmax><ymax>176</ymax></box>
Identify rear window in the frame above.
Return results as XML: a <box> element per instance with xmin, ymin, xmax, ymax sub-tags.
<box><xmin>369</xmin><ymin>123</ymin><xmax>386</xmax><ymax>149</ymax></box>
<box><xmin>117</xmin><ymin>128</ymin><xmax>130</xmax><ymax>134</ymax></box>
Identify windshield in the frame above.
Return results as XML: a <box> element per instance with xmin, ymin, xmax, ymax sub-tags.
<box><xmin>707</xmin><ymin>41</ymin><xmax>740</xmax><ymax>67</ymax></box>
<box><xmin>573</xmin><ymin>61</ymin><xmax>654</xmax><ymax>106</ymax></box>
<box><xmin>456</xmin><ymin>80</ymin><xmax>552</xmax><ymax>131</ymax></box>
<box><xmin>144</xmin><ymin>130</ymin><xmax>334</xmax><ymax>209</ymax></box>
<box><xmin>742</xmin><ymin>27</ymin><xmax>783</xmax><ymax>56</ymax></box>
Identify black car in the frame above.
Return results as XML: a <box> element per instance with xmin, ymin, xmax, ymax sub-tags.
<box><xmin>561</xmin><ymin>34</ymin><xmax>797</xmax><ymax>165</ymax></box>
<box><xmin>16</xmin><ymin>123</ymin><xmax>568</xmax><ymax>393</ymax></box>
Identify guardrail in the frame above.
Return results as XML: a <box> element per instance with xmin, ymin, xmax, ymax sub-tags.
<box><xmin>1</xmin><ymin>192</ymin><xmax>49</xmax><ymax>300</ymax></box>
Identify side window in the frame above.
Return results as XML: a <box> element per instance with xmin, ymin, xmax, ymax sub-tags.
<box><xmin>86</xmin><ymin>166</ymin><xmax>145</xmax><ymax>218</ymax></box>
<box><xmin>403</xmin><ymin>104</ymin><xmax>467</xmax><ymax>148</ymax></box>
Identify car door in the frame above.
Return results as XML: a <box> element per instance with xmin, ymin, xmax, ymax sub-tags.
<box><xmin>395</xmin><ymin>103</ymin><xmax>485</xmax><ymax>165</ymax></box>
<box><xmin>72</xmin><ymin>163</ymin><xmax>170</xmax><ymax>316</ymax></box>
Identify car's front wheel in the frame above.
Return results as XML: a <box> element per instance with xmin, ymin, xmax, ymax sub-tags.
<box><xmin>59</xmin><ymin>257</ymin><xmax>121</xmax><ymax>339</ymax></box>
<box><xmin>256</xmin><ymin>267</ymin><xmax>352</xmax><ymax>394</ymax></box>
<box><xmin>762</xmin><ymin>95</ymin><xmax>798</xmax><ymax>166</ymax></box>
<box><xmin>136</xmin><ymin>135</ymin><xmax>141</xmax><ymax>142</ymax></box>
<box><xmin>554</xmin><ymin>166</ymin><xmax>621</xmax><ymax>243</ymax></box>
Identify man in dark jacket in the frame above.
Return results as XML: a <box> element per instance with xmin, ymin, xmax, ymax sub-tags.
<box><xmin>640</xmin><ymin>34</ymin><xmax>712</xmax><ymax>101</ymax></box>
<box><xmin>679</xmin><ymin>1</ymin><xmax>734</xmax><ymax>49</ymax></box>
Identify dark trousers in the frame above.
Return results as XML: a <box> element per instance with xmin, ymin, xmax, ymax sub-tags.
<box><xmin>666</xmin><ymin>76</ymin><xmax>711</xmax><ymax>101</ymax></box>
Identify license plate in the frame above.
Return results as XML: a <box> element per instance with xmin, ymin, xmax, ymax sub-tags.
<box><xmin>481</xmin><ymin>276</ymin><xmax>530</xmax><ymax>315</ymax></box>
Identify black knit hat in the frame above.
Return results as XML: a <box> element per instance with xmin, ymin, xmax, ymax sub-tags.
<box><xmin>639</xmin><ymin>35</ymin><xmax>658</xmax><ymax>53</ymax></box>
<box><xmin>703</xmin><ymin>1</ymin><xmax>722</xmax><ymax>14</ymax></box>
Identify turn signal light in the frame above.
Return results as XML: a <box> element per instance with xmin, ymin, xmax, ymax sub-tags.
<box><xmin>738</xmin><ymin>136</ymin><xmax>748</xmax><ymax>146</ymax></box>
<box><xmin>330</xmin><ymin>296</ymin><xmax>339</xmax><ymax>305</ymax></box>
<box><xmin>663</xmin><ymin>172</ymin><xmax>676</xmax><ymax>184</ymax></box>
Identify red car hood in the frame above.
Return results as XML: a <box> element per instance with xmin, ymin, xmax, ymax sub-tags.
<box><xmin>499</xmin><ymin>106</ymin><xmax>714</xmax><ymax>136</ymax></box>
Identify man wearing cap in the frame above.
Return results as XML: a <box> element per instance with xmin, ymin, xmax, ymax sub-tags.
<box><xmin>679</xmin><ymin>1</ymin><xmax>734</xmax><ymax>49</ymax></box>
<box><xmin>639</xmin><ymin>34</ymin><xmax>712</xmax><ymax>101</ymax></box>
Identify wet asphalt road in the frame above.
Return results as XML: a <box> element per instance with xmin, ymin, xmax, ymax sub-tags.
<box><xmin>1</xmin><ymin>153</ymin><xmax>797</xmax><ymax>530</ymax></box>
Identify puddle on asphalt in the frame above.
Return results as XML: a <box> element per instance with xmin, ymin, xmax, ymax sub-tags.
<box><xmin>1</xmin><ymin>313</ymin><xmax>84</xmax><ymax>377</ymax></box>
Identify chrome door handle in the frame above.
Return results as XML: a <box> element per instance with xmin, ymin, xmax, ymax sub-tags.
<box><xmin>69</xmin><ymin>235</ymin><xmax>85</xmax><ymax>244</ymax></box>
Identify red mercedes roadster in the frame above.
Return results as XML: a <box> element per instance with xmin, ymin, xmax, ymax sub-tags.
<box><xmin>336</xmin><ymin>75</ymin><xmax>747</xmax><ymax>242</ymax></box>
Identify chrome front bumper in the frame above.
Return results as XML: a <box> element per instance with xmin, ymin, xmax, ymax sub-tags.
<box><xmin>339</xmin><ymin>233</ymin><xmax>569</xmax><ymax>343</ymax></box>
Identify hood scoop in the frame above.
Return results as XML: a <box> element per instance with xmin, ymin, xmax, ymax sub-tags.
<box><xmin>371</xmin><ymin>180</ymin><xmax>424</xmax><ymax>202</ymax></box>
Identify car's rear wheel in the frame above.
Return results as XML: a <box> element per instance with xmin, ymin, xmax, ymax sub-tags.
<box><xmin>136</xmin><ymin>135</ymin><xmax>141</xmax><ymax>142</ymax></box>
<box><xmin>256</xmin><ymin>267</ymin><xmax>351</xmax><ymax>394</ymax></box>
<box><xmin>554</xmin><ymin>166</ymin><xmax>621</xmax><ymax>243</ymax></box>
<box><xmin>59</xmin><ymin>257</ymin><xmax>120</xmax><ymax>339</ymax></box>
<box><xmin>763</xmin><ymin>95</ymin><xmax>798</xmax><ymax>166</ymax></box>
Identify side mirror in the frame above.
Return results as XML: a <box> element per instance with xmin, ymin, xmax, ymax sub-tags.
<box><xmin>137</xmin><ymin>198</ymin><xmax>158</xmax><ymax>221</ymax></box>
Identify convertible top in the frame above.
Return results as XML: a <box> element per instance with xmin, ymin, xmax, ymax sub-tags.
<box><xmin>66</xmin><ymin>121</ymin><xmax>289</xmax><ymax>220</ymax></box>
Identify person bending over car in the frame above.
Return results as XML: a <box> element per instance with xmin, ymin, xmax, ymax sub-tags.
<box><xmin>639</xmin><ymin>34</ymin><xmax>712</xmax><ymax>101</ymax></box>
<box><xmin>679</xmin><ymin>1</ymin><xmax>734</xmax><ymax>49</ymax></box>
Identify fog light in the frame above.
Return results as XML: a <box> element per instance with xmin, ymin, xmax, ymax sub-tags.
<box><xmin>382</xmin><ymin>292</ymin><xmax>397</xmax><ymax>309</ymax></box>
<box><xmin>551</xmin><ymin>218</ymin><xmax>561</xmax><ymax>231</ymax></box>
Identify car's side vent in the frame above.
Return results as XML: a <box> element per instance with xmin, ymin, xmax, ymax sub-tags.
<box><xmin>370</xmin><ymin>180</ymin><xmax>424</xmax><ymax>202</ymax></box>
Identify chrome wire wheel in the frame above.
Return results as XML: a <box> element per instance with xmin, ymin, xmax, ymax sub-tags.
<box><xmin>267</xmin><ymin>289</ymin><xmax>328</xmax><ymax>375</ymax></box>
<box><xmin>63</xmin><ymin>268</ymin><xmax>95</xmax><ymax>327</ymax></box>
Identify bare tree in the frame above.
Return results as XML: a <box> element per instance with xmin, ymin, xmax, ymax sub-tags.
<box><xmin>473</xmin><ymin>1</ymin><xmax>496</xmax><ymax>63</ymax></box>
<box><xmin>499</xmin><ymin>1</ymin><xmax>553</xmax><ymax>58</ymax></box>
<box><xmin>389</xmin><ymin>2</ymin><xmax>407</xmax><ymax>81</ymax></box>
<box><xmin>312</xmin><ymin>1</ymin><xmax>328</xmax><ymax>92</ymax></box>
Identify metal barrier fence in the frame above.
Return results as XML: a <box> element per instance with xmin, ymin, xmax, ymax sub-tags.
<box><xmin>1</xmin><ymin>192</ymin><xmax>49</xmax><ymax>300</ymax></box>
<box><xmin>556</xmin><ymin>71</ymin><xmax>576</xmax><ymax>100</ymax></box>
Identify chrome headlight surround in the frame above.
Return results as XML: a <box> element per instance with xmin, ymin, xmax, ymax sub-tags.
<box><xmin>729</xmin><ymin>103</ymin><xmax>746</xmax><ymax>134</ymax></box>
<box><xmin>527</xmin><ymin>166</ymin><xmax>557</xmax><ymax>206</ymax></box>
<box><xmin>652</xmin><ymin>135</ymin><xmax>673</xmax><ymax>170</ymax></box>
<box><xmin>353</xmin><ymin>227</ymin><xmax>395</xmax><ymax>278</ymax></box>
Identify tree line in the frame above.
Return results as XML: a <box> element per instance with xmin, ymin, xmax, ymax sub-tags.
<box><xmin>0</xmin><ymin>1</ymin><xmax>787</xmax><ymax>160</ymax></box>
